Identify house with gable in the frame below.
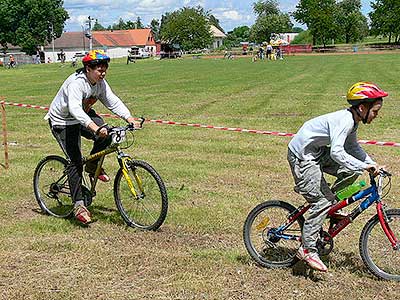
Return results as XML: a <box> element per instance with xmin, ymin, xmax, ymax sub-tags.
<box><xmin>209</xmin><ymin>25</ymin><xmax>226</xmax><ymax>49</ymax></box>
<box><xmin>42</xmin><ymin>28</ymin><xmax>158</xmax><ymax>63</ymax></box>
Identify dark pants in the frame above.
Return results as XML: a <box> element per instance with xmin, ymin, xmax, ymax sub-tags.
<box><xmin>49</xmin><ymin>109</ymin><xmax>111</xmax><ymax>203</ymax></box>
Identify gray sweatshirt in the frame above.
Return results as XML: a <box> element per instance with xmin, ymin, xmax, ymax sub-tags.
<box><xmin>46</xmin><ymin>72</ymin><xmax>132</xmax><ymax>127</ymax></box>
<box><xmin>288</xmin><ymin>109</ymin><xmax>375</xmax><ymax>173</ymax></box>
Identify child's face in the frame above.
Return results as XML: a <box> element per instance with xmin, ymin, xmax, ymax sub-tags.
<box><xmin>362</xmin><ymin>100</ymin><xmax>383</xmax><ymax>124</ymax></box>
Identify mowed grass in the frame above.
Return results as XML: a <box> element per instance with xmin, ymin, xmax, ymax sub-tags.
<box><xmin>1</xmin><ymin>53</ymin><xmax>400</xmax><ymax>299</ymax></box>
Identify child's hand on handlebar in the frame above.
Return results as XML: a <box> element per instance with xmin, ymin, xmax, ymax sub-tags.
<box><xmin>366</xmin><ymin>164</ymin><xmax>385</xmax><ymax>177</ymax></box>
<box><xmin>127</xmin><ymin>117</ymin><xmax>144</xmax><ymax>129</ymax></box>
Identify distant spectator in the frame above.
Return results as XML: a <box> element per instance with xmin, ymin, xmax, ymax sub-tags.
<box><xmin>9</xmin><ymin>55</ymin><xmax>16</xmax><ymax>68</ymax></box>
<box><xmin>266</xmin><ymin>43</ymin><xmax>273</xmax><ymax>60</ymax></box>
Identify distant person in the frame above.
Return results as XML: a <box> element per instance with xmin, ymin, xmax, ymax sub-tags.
<box><xmin>71</xmin><ymin>55</ymin><xmax>77</xmax><ymax>67</ymax></box>
<box><xmin>287</xmin><ymin>82</ymin><xmax>388</xmax><ymax>272</ymax></box>
<box><xmin>266</xmin><ymin>43</ymin><xmax>273</xmax><ymax>60</ymax></box>
<box><xmin>258</xmin><ymin>47</ymin><xmax>264</xmax><ymax>60</ymax></box>
<box><xmin>45</xmin><ymin>50</ymin><xmax>141</xmax><ymax>224</ymax></box>
<box><xmin>60</xmin><ymin>49</ymin><xmax>66</xmax><ymax>63</ymax></box>
<box><xmin>8</xmin><ymin>54</ymin><xmax>16</xmax><ymax>68</ymax></box>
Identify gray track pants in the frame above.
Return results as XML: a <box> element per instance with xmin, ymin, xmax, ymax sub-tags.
<box><xmin>287</xmin><ymin>148</ymin><xmax>358</xmax><ymax>252</ymax></box>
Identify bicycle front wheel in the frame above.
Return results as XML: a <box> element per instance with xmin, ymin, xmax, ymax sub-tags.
<box><xmin>359</xmin><ymin>209</ymin><xmax>400</xmax><ymax>281</ymax></box>
<box><xmin>114</xmin><ymin>160</ymin><xmax>168</xmax><ymax>230</ymax></box>
<box><xmin>33</xmin><ymin>155</ymin><xmax>73</xmax><ymax>218</ymax></box>
<box><xmin>243</xmin><ymin>200</ymin><xmax>304</xmax><ymax>268</ymax></box>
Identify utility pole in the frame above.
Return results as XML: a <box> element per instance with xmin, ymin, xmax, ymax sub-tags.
<box><xmin>85</xmin><ymin>16</ymin><xmax>96</xmax><ymax>51</ymax></box>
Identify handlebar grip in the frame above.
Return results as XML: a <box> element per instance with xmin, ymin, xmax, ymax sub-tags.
<box><xmin>95</xmin><ymin>123</ymin><xmax>108</xmax><ymax>136</ymax></box>
<box><xmin>139</xmin><ymin>116</ymin><xmax>145</xmax><ymax>127</ymax></box>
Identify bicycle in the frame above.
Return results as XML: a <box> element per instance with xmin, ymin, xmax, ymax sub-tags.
<box><xmin>243</xmin><ymin>169</ymin><xmax>400</xmax><ymax>281</ymax></box>
<box><xmin>33</xmin><ymin>119</ymin><xmax>168</xmax><ymax>230</ymax></box>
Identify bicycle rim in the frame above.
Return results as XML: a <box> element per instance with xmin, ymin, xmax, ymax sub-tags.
<box><xmin>114</xmin><ymin>160</ymin><xmax>168</xmax><ymax>230</ymax></box>
<box><xmin>243</xmin><ymin>200</ymin><xmax>304</xmax><ymax>268</ymax></box>
<box><xmin>360</xmin><ymin>209</ymin><xmax>400</xmax><ymax>281</ymax></box>
<box><xmin>33</xmin><ymin>156</ymin><xmax>73</xmax><ymax>218</ymax></box>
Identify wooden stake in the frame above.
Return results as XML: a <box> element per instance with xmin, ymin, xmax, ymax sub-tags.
<box><xmin>1</xmin><ymin>100</ymin><xmax>9</xmax><ymax>169</ymax></box>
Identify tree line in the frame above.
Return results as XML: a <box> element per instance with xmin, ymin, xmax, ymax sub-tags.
<box><xmin>0</xmin><ymin>0</ymin><xmax>399</xmax><ymax>54</ymax></box>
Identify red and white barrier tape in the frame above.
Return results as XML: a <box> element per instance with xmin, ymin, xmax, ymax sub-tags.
<box><xmin>1</xmin><ymin>100</ymin><xmax>399</xmax><ymax>147</ymax></box>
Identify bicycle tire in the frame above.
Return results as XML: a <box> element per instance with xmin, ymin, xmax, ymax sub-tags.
<box><xmin>33</xmin><ymin>155</ymin><xmax>74</xmax><ymax>218</ymax></box>
<box><xmin>114</xmin><ymin>159</ymin><xmax>168</xmax><ymax>230</ymax></box>
<box><xmin>243</xmin><ymin>200</ymin><xmax>304</xmax><ymax>268</ymax></box>
<box><xmin>359</xmin><ymin>208</ymin><xmax>400</xmax><ymax>281</ymax></box>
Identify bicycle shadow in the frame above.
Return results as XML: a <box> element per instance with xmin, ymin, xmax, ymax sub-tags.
<box><xmin>292</xmin><ymin>250</ymin><xmax>374</xmax><ymax>280</ymax></box>
<box><xmin>31</xmin><ymin>205</ymin><xmax>126</xmax><ymax>227</ymax></box>
<box><xmin>88</xmin><ymin>205</ymin><xmax>126</xmax><ymax>226</ymax></box>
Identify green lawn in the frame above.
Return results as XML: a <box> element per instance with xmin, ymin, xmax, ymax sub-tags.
<box><xmin>1</xmin><ymin>54</ymin><xmax>400</xmax><ymax>299</ymax></box>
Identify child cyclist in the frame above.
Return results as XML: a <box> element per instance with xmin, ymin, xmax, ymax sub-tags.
<box><xmin>46</xmin><ymin>49</ymin><xmax>141</xmax><ymax>225</ymax></box>
<box><xmin>287</xmin><ymin>82</ymin><xmax>388</xmax><ymax>272</ymax></box>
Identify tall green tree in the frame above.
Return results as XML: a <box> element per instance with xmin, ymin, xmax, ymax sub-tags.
<box><xmin>0</xmin><ymin>0</ymin><xmax>69</xmax><ymax>54</ymax></box>
<box><xmin>150</xmin><ymin>19</ymin><xmax>160</xmax><ymax>40</ymax></box>
<box><xmin>337</xmin><ymin>0</ymin><xmax>368</xmax><ymax>43</ymax></box>
<box><xmin>293</xmin><ymin>0</ymin><xmax>338</xmax><ymax>47</ymax></box>
<box><xmin>250</xmin><ymin>0</ymin><xmax>293</xmax><ymax>43</ymax></box>
<box><xmin>159</xmin><ymin>6</ymin><xmax>213</xmax><ymax>51</ymax></box>
<box><xmin>370</xmin><ymin>0</ymin><xmax>400</xmax><ymax>43</ymax></box>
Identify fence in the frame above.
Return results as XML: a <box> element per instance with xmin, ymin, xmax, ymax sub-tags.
<box><xmin>0</xmin><ymin>99</ymin><xmax>9</xmax><ymax>169</ymax></box>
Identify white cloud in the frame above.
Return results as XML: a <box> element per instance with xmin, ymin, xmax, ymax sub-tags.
<box><xmin>221</xmin><ymin>10</ymin><xmax>242</xmax><ymax>21</ymax></box>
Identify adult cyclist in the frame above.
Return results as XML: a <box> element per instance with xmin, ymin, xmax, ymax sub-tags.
<box><xmin>46</xmin><ymin>49</ymin><xmax>141</xmax><ymax>224</ymax></box>
<box><xmin>287</xmin><ymin>82</ymin><xmax>388</xmax><ymax>272</ymax></box>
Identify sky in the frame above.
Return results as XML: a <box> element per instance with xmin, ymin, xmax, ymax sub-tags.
<box><xmin>63</xmin><ymin>0</ymin><xmax>373</xmax><ymax>33</ymax></box>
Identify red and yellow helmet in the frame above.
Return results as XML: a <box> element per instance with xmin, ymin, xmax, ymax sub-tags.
<box><xmin>347</xmin><ymin>81</ymin><xmax>388</xmax><ymax>105</ymax></box>
<box><xmin>82</xmin><ymin>49</ymin><xmax>110</xmax><ymax>65</ymax></box>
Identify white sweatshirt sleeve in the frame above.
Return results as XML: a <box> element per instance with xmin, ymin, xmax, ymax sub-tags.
<box><xmin>99</xmin><ymin>80</ymin><xmax>132</xmax><ymax>121</ymax></box>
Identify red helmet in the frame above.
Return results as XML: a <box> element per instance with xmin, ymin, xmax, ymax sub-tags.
<box><xmin>82</xmin><ymin>50</ymin><xmax>110</xmax><ymax>66</ymax></box>
<box><xmin>347</xmin><ymin>81</ymin><xmax>388</xmax><ymax>105</ymax></box>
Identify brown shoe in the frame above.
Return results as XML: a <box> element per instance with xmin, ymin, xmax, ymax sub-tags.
<box><xmin>74</xmin><ymin>205</ymin><xmax>92</xmax><ymax>224</ymax></box>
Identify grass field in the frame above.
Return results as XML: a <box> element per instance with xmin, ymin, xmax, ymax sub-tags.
<box><xmin>1</xmin><ymin>54</ymin><xmax>400</xmax><ymax>299</ymax></box>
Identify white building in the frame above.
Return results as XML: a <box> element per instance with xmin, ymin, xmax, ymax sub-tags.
<box><xmin>210</xmin><ymin>25</ymin><xmax>227</xmax><ymax>49</ymax></box>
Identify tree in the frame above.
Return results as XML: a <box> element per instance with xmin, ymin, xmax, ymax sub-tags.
<box><xmin>209</xmin><ymin>15</ymin><xmax>224</xmax><ymax>33</ymax></box>
<box><xmin>135</xmin><ymin>17</ymin><xmax>144</xmax><ymax>29</ymax></box>
<box><xmin>370</xmin><ymin>0</ymin><xmax>400</xmax><ymax>43</ymax></box>
<box><xmin>0</xmin><ymin>0</ymin><xmax>69</xmax><ymax>54</ymax></box>
<box><xmin>250</xmin><ymin>0</ymin><xmax>293</xmax><ymax>43</ymax></box>
<box><xmin>293</xmin><ymin>0</ymin><xmax>339</xmax><ymax>47</ymax></box>
<box><xmin>224</xmin><ymin>26</ymin><xmax>250</xmax><ymax>48</ymax></box>
<box><xmin>150</xmin><ymin>19</ymin><xmax>160</xmax><ymax>41</ymax></box>
<box><xmin>337</xmin><ymin>0</ymin><xmax>368</xmax><ymax>43</ymax></box>
<box><xmin>92</xmin><ymin>20</ymin><xmax>106</xmax><ymax>31</ymax></box>
<box><xmin>159</xmin><ymin>6</ymin><xmax>213</xmax><ymax>51</ymax></box>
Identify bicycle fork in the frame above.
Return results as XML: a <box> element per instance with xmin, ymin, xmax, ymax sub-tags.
<box><xmin>377</xmin><ymin>202</ymin><xmax>400</xmax><ymax>250</ymax></box>
<box><xmin>119</xmin><ymin>156</ymin><xmax>144</xmax><ymax>200</ymax></box>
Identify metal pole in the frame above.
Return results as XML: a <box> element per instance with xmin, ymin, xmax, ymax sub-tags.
<box><xmin>1</xmin><ymin>99</ymin><xmax>9</xmax><ymax>169</ymax></box>
<box><xmin>51</xmin><ymin>23</ymin><xmax>55</xmax><ymax>63</ymax></box>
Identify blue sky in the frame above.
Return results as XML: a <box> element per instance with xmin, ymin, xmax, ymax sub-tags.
<box><xmin>64</xmin><ymin>0</ymin><xmax>373</xmax><ymax>33</ymax></box>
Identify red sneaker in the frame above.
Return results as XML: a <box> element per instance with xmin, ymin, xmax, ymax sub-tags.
<box><xmin>97</xmin><ymin>168</ymin><xmax>110</xmax><ymax>182</ymax></box>
<box><xmin>74</xmin><ymin>205</ymin><xmax>92</xmax><ymax>224</ymax></box>
<box><xmin>296</xmin><ymin>246</ymin><xmax>328</xmax><ymax>272</ymax></box>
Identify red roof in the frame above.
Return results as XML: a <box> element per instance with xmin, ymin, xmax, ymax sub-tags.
<box><xmin>48</xmin><ymin>29</ymin><xmax>157</xmax><ymax>49</ymax></box>
<box><xmin>94</xmin><ymin>29</ymin><xmax>156</xmax><ymax>47</ymax></box>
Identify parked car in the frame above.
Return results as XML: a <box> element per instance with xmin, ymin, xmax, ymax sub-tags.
<box><xmin>127</xmin><ymin>47</ymin><xmax>150</xmax><ymax>64</ymax></box>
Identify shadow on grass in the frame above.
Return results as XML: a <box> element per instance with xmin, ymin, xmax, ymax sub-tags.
<box><xmin>31</xmin><ymin>205</ymin><xmax>126</xmax><ymax>227</ymax></box>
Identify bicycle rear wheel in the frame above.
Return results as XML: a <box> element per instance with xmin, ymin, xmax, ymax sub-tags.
<box><xmin>114</xmin><ymin>159</ymin><xmax>168</xmax><ymax>230</ymax></box>
<box><xmin>33</xmin><ymin>155</ymin><xmax>74</xmax><ymax>218</ymax></box>
<box><xmin>359</xmin><ymin>209</ymin><xmax>400</xmax><ymax>281</ymax></box>
<box><xmin>243</xmin><ymin>200</ymin><xmax>304</xmax><ymax>268</ymax></box>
